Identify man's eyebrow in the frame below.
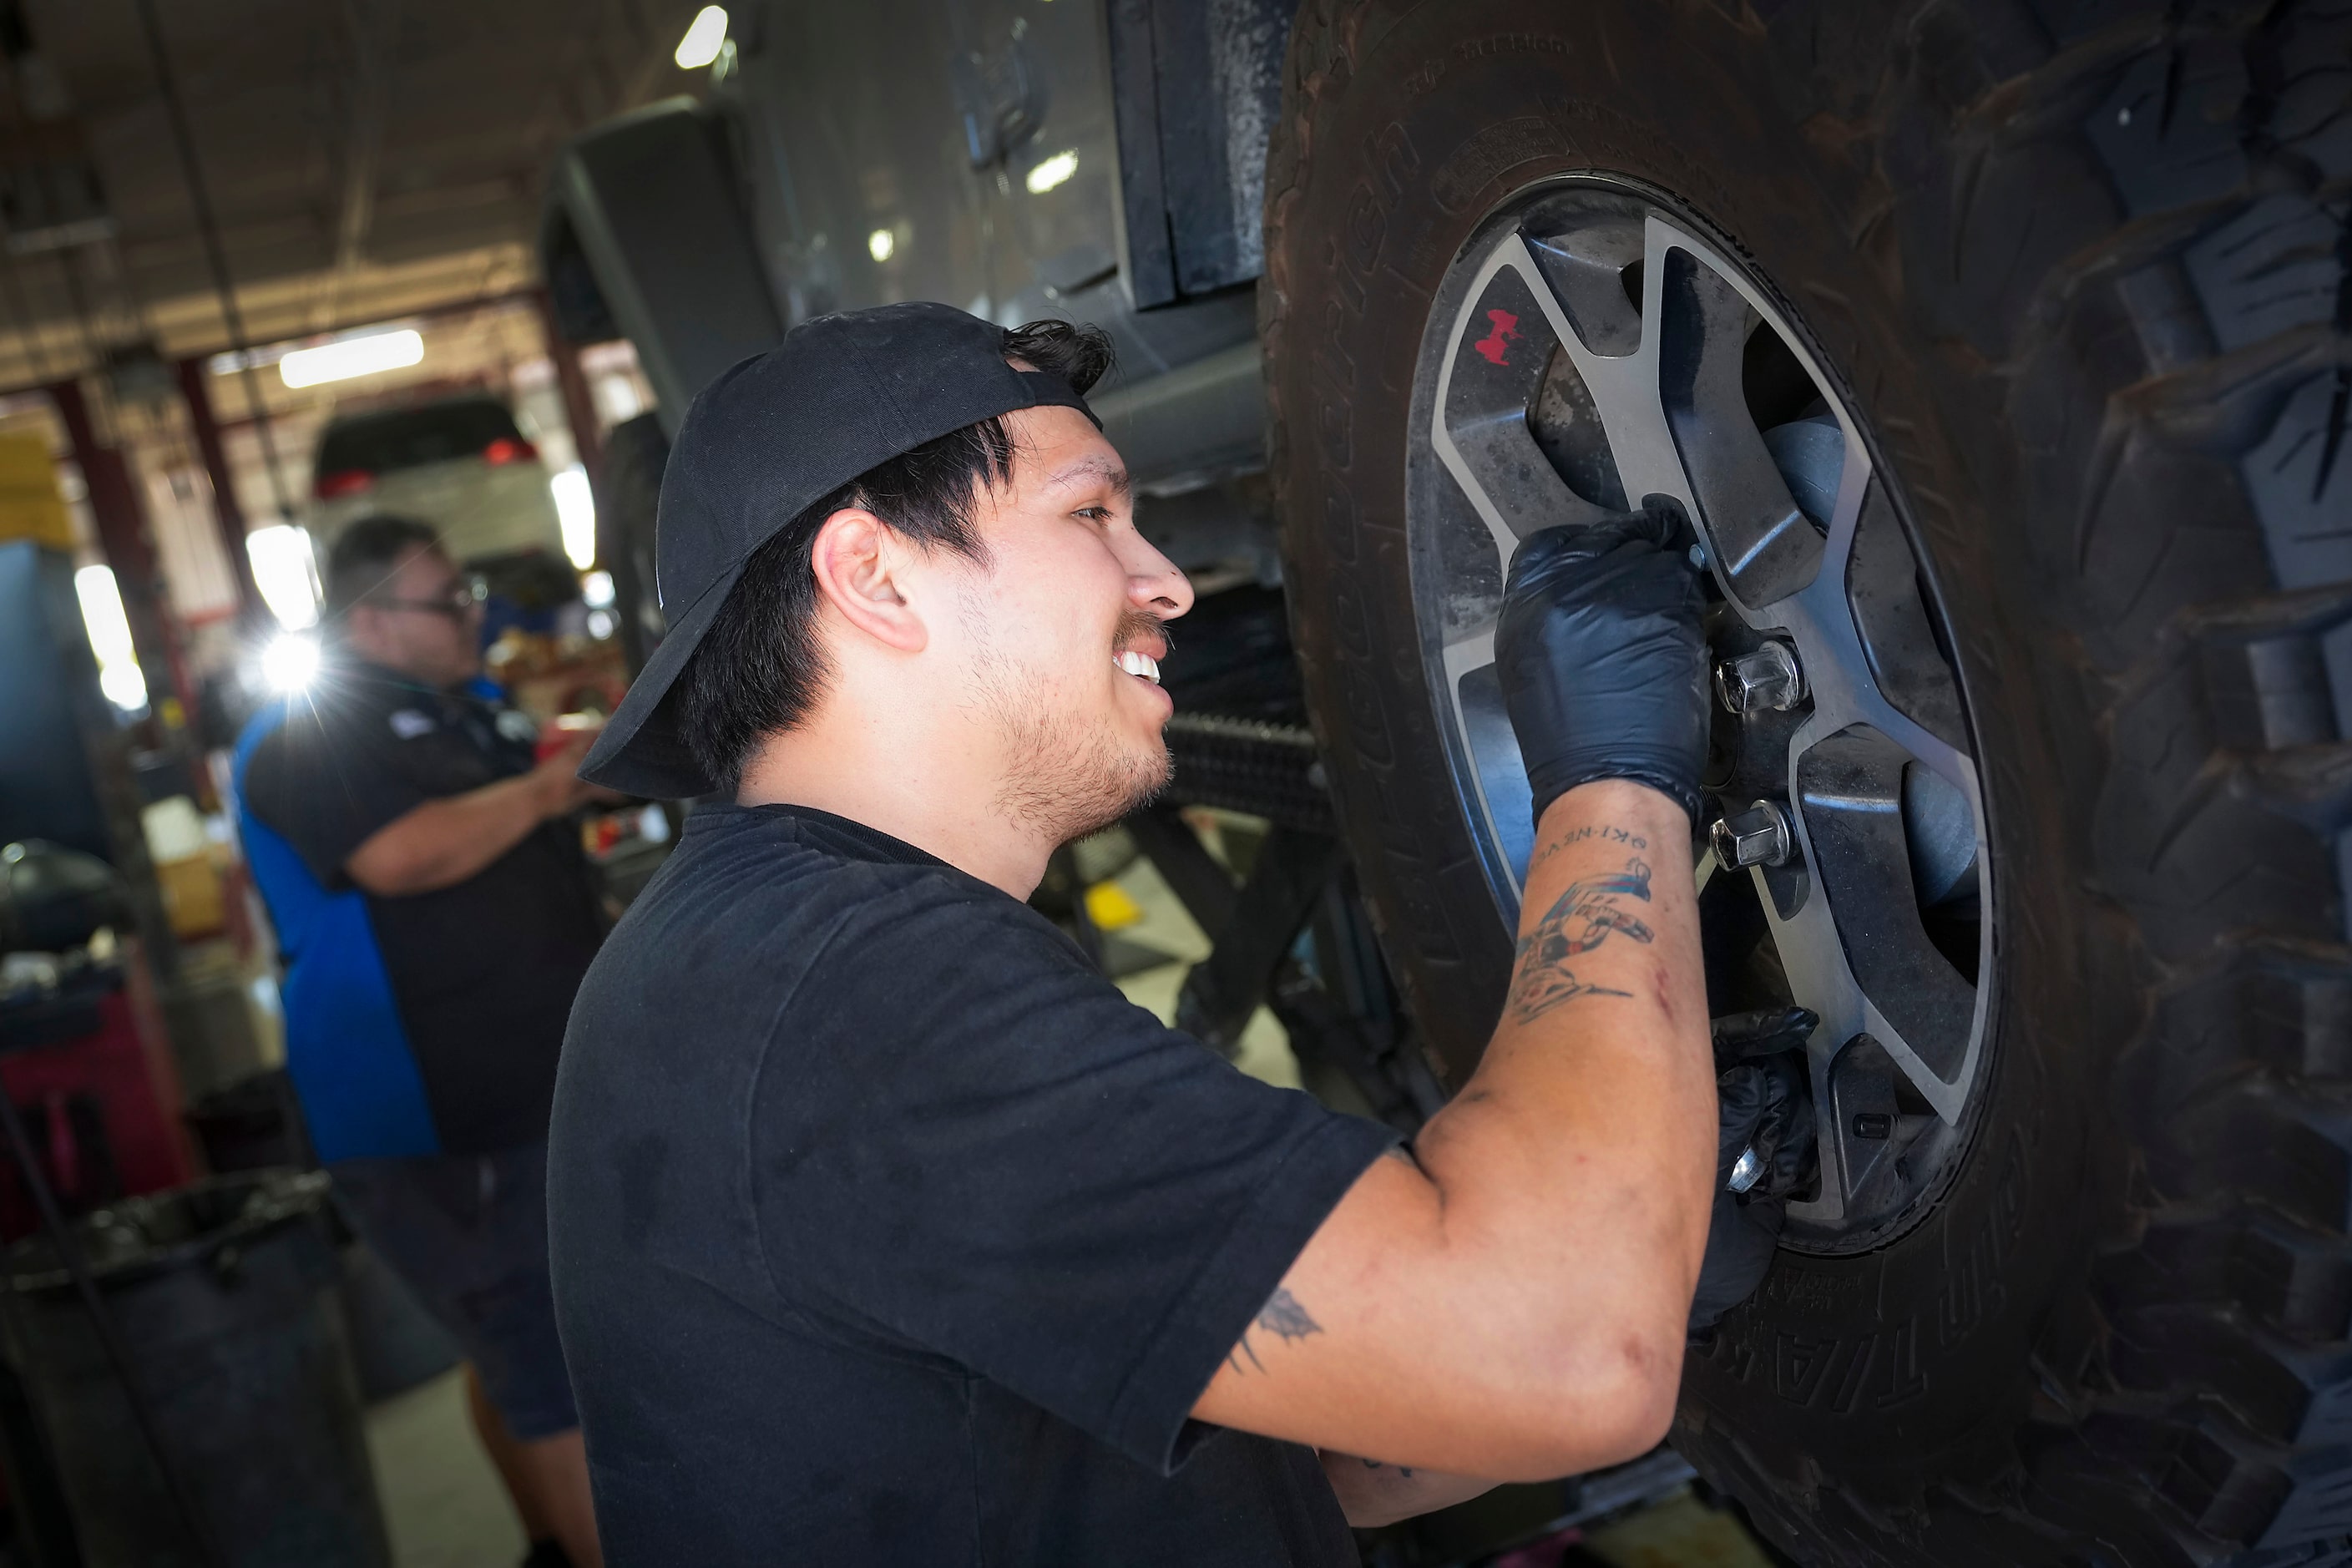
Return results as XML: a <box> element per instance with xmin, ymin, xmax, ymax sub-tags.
<box><xmin>1042</xmin><ymin>457</ymin><xmax>1130</xmax><ymax>497</ymax></box>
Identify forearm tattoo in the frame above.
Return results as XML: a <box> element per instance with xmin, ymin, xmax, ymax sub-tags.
<box><xmin>1227</xmin><ymin>1287</ymin><xmax>1322</xmax><ymax>1375</ymax></box>
<box><xmin>1525</xmin><ymin>822</ymin><xmax>1647</xmax><ymax>877</ymax></box>
<box><xmin>1505</xmin><ymin>852</ymin><xmax>1656</xmax><ymax>1024</ymax></box>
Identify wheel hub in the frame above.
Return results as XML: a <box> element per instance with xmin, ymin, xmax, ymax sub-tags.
<box><xmin>1405</xmin><ymin>179</ymin><xmax>1996</xmax><ymax>1253</ymax></box>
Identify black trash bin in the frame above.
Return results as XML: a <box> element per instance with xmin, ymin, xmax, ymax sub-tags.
<box><xmin>0</xmin><ymin>1171</ymin><xmax>392</xmax><ymax>1568</ymax></box>
<box><xmin>185</xmin><ymin>1070</ymin><xmax>313</xmax><ymax>1176</ymax></box>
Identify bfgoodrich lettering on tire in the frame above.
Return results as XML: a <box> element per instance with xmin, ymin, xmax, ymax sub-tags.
<box><xmin>1261</xmin><ymin>2</ymin><xmax>2352</xmax><ymax>1563</ymax></box>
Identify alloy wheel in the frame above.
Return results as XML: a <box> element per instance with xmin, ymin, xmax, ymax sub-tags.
<box><xmin>1405</xmin><ymin>178</ymin><xmax>1996</xmax><ymax>1252</ymax></box>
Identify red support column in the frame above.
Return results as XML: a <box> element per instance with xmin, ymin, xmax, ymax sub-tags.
<box><xmin>173</xmin><ymin>355</ymin><xmax>264</xmax><ymax>624</ymax></box>
<box><xmin>48</xmin><ymin>377</ymin><xmax>200</xmax><ymax>727</ymax></box>
<box><xmin>534</xmin><ymin>286</ymin><xmax>604</xmax><ymax>479</ymax></box>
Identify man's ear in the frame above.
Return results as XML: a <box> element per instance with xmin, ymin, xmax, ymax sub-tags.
<box><xmin>807</xmin><ymin>508</ymin><xmax>926</xmax><ymax>653</ymax></box>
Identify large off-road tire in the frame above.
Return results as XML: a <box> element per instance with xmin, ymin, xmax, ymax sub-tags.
<box><xmin>1262</xmin><ymin>2</ymin><xmax>2352</xmax><ymax>1564</ymax></box>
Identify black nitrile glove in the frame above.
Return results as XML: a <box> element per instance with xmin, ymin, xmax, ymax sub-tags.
<box><xmin>1690</xmin><ymin>1006</ymin><xmax>1818</xmax><ymax>1334</ymax></box>
<box><xmin>1496</xmin><ymin>506</ymin><xmax>1711</xmax><ymax>828</ymax></box>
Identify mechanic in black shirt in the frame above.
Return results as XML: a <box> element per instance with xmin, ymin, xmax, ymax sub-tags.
<box><xmin>551</xmin><ymin>304</ymin><xmax>1724</xmax><ymax>1565</ymax></box>
<box><xmin>240</xmin><ymin>516</ymin><xmax>611</xmax><ymax>1568</ymax></box>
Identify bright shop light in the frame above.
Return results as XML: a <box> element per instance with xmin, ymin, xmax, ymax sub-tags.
<box><xmin>582</xmin><ymin>570</ymin><xmax>615</xmax><ymax>609</ymax></box>
<box><xmin>867</xmin><ymin>228</ymin><xmax>895</xmax><ymax>262</ymax></box>
<box><xmin>73</xmin><ymin>565</ymin><xmax>147</xmax><ymax>711</ymax></box>
<box><xmin>260</xmin><ymin>633</ymin><xmax>321</xmax><ymax>693</ymax></box>
<box><xmin>552</xmin><ymin>465</ymin><xmax>597</xmax><ymax>570</ymax></box>
<box><xmin>245</xmin><ymin>524</ymin><xmax>321</xmax><ymax>630</ymax></box>
<box><xmin>73</xmin><ymin>565</ymin><xmax>134</xmax><ymax>665</ymax></box>
<box><xmin>99</xmin><ymin>664</ymin><xmax>149</xmax><ymax>711</ymax></box>
<box><xmin>1025</xmin><ymin>150</ymin><xmax>1078</xmax><ymax>195</ymax></box>
<box><xmin>675</xmin><ymin>6</ymin><xmax>728</xmax><ymax>68</ymax></box>
<box><xmin>278</xmin><ymin>328</ymin><xmax>423</xmax><ymax>389</ymax></box>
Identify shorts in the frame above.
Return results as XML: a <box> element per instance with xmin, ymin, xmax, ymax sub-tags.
<box><xmin>331</xmin><ymin>1140</ymin><xmax>579</xmax><ymax>1440</ymax></box>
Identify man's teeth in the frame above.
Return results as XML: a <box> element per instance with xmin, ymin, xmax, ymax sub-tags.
<box><xmin>1116</xmin><ymin>650</ymin><xmax>1161</xmax><ymax>684</ymax></box>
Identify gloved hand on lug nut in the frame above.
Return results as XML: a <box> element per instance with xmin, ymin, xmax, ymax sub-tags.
<box><xmin>1495</xmin><ymin>504</ymin><xmax>1712</xmax><ymax>827</ymax></box>
<box><xmin>1690</xmin><ymin>1005</ymin><xmax>1819</xmax><ymax>1334</ymax></box>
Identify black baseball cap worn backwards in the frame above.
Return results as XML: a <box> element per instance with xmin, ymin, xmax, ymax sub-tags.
<box><xmin>579</xmin><ymin>301</ymin><xmax>1102</xmax><ymax>799</ymax></box>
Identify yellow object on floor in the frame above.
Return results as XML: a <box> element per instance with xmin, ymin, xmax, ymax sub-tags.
<box><xmin>1084</xmin><ymin>879</ymin><xmax>1145</xmax><ymax>930</ymax></box>
<box><xmin>1584</xmin><ymin>1486</ymin><xmax>1778</xmax><ymax>1568</ymax></box>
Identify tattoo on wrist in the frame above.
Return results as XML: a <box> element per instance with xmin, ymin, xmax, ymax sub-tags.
<box><xmin>1527</xmin><ymin>822</ymin><xmax>1648</xmax><ymax>875</ymax></box>
<box><xmin>1227</xmin><ymin>1287</ymin><xmax>1322</xmax><ymax>1375</ymax></box>
<box><xmin>1359</xmin><ymin>1457</ymin><xmax>1416</xmax><ymax>1478</ymax></box>
<box><xmin>1505</xmin><ymin>855</ymin><xmax>1656</xmax><ymax>1024</ymax></box>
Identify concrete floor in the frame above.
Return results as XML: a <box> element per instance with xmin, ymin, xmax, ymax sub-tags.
<box><xmin>1096</xmin><ymin>831</ymin><xmax>1303</xmax><ymax>1089</ymax></box>
<box><xmin>364</xmin><ymin>1369</ymin><xmax>525</xmax><ymax>1568</ymax></box>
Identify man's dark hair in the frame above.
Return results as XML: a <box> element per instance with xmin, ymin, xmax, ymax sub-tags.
<box><xmin>325</xmin><ymin>513</ymin><xmax>445</xmax><ymax>615</ymax></box>
<box><xmin>679</xmin><ymin>319</ymin><xmax>1115</xmax><ymax>790</ymax></box>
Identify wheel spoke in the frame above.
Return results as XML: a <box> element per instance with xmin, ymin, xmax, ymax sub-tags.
<box><xmin>1429</xmin><ymin>237</ymin><xmax>1623</xmax><ymax>573</ymax></box>
<box><xmin>1540</xmin><ymin>219</ymin><xmax>1692</xmax><ymax>505</ymax></box>
<box><xmin>1438</xmin><ymin>624</ymin><xmax>1535</xmax><ymax>905</ymax></box>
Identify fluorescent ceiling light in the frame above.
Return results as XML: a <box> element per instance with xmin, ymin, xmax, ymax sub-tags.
<box><xmin>73</xmin><ymin>564</ymin><xmax>147</xmax><ymax>711</ymax></box>
<box><xmin>675</xmin><ymin>6</ymin><xmax>728</xmax><ymax>68</ymax></box>
<box><xmin>245</xmin><ymin>524</ymin><xmax>321</xmax><ymax>630</ymax></box>
<box><xmin>867</xmin><ymin>228</ymin><xmax>895</xmax><ymax>262</ymax></box>
<box><xmin>1025</xmin><ymin>150</ymin><xmax>1078</xmax><ymax>195</ymax></box>
<box><xmin>278</xmin><ymin>328</ymin><xmax>423</xmax><ymax>389</ymax></box>
<box><xmin>552</xmin><ymin>466</ymin><xmax>597</xmax><ymax>571</ymax></box>
<box><xmin>99</xmin><ymin>664</ymin><xmax>149</xmax><ymax>711</ymax></box>
<box><xmin>73</xmin><ymin>564</ymin><xmax>135</xmax><ymax>666</ymax></box>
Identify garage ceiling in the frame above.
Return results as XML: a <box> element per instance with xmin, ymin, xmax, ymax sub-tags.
<box><xmin>0</xmin><ymin>0</ymin><xmax>707</xmax><ymax>391</ymax></box>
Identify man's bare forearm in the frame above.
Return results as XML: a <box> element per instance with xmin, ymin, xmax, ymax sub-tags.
<box><xmin>1412</xmin><ymin>777</ymin><xmax>1714</xmax><ymax>1346</ymax></box>
<box><xmin>1194</xmin><ymin>778</ymin><xmax>1717</xmax><ymax>1478</ymax></box>
<box><xmin>345</xmin><ymin>771</ymin><xmax>564</xmax><ymax>896</ymax></box>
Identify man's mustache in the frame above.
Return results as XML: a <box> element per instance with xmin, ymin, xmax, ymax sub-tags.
<box><xmin>1114</xmin><ymin>608</ymin><xmax>1172</xmax><ymax>655</ymax></box>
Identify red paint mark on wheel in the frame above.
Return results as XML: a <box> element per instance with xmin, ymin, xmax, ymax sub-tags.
<box><xmin>1473</xmin><ymin>308</ymin><xmax>1521</xmax><ymax>367</ymax></box>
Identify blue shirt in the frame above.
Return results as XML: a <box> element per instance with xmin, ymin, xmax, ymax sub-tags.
<box><xmin>233</xmin><ymin>664</ymin><xmax>603</xmax><ymax>1160</ymax></box>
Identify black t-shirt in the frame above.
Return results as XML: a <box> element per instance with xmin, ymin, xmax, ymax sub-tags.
<box><xmin>241</xmin><ymin>660</ymin><xmax>605</xmax><ymax>1155</ymax></box>
<box><xmin>549</xmin><ymin>802</ymin><xmax>1399</xmax><ymax>1565</ymax></box>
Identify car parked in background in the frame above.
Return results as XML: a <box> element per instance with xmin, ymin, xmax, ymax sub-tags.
<box><xmin>309</xmin><ymin>395</ymin><xmax>568</xmax><ymax>577</ymax></box>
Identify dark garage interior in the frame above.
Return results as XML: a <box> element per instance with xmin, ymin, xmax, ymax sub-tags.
<box><xmin>0</xmin><ymin>0</ymin><xmax>2343</xmax><ymax>1565</ymax></box>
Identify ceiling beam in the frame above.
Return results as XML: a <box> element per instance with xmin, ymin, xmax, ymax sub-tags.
<box><xmin>319</xmin><ymin>0</ymin><xmax>401</xmax><ymax>327</ymax></box>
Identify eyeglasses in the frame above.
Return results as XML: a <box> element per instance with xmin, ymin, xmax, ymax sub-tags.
<box><xmin>369</xmin><ymin>579</ymin><xmax>485</xmax><ymax>620</ymax></box>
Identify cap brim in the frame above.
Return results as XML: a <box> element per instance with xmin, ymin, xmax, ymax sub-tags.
<box><xmin>578</xmin><ymin>559</ymin><xmax>746</xmax><ymax>799</ymax></box>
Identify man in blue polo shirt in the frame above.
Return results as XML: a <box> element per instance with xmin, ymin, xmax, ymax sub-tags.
<box><xmin>234</xmin><ymin>514</ymin><xmax>609</xmax><ymax>1568</ymax></box>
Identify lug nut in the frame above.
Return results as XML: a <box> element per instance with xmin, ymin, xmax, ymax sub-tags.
<box><xmin>1712</xmin><ymin>800</ymin><xmax>1793</xmax><ymax>869</ymax></box>
<box><xmin>1715</xmin><ymin>640</ymin><xmax>1805</xmax><ymax>714</ymax></box>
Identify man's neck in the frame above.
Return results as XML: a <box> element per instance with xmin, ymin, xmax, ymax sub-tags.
<box><xmin>734</xmin><ymin>715</ymin><xmax>1051</xmax><ymax>900</ymax></box>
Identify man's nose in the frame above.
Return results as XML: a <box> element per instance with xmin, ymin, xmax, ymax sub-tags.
<box><xmin>1125</xmin><ymin>537</ymin><xmax>1195</xmax><ymax>621</ymax></box>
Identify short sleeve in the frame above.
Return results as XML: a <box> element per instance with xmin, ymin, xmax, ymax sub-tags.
<box><xmin>747</xmin><ymin>870</ymin><xmax>1399</xmax><ymax>1474</ymax></box>
<box><xmin>241</xmin><ymin>716</ymin><xmax>431</xmax><ymax>888</ymax></box>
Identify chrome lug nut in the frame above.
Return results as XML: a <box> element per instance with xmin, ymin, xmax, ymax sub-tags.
<box><xmin>1712</xmin><ymin>800</ymin><xmax>1793</xmax><ymax>869</ymax></box>
<box><xmin>1715</xmin><ymin>640</ymin><xmax>1805</xmax><ymax>714</ymax></box>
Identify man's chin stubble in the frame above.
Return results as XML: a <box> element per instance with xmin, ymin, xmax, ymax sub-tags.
<box><xmin>993</xmin><ymin>728</ymin><xmax>1171</xmax><ymax>845</ymax></box>
<box><xmin>964</xmin><ymin>595</ymin><xmax>1175</xmax><ymax>843</ymax></box>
